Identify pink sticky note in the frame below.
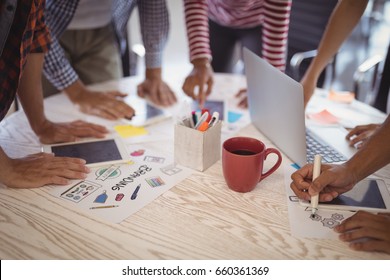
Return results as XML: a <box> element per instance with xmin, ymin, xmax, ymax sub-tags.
<box><xmin>308</xmin><ymin>109</ymin><xmax>340</xmax><ymax>124</ymax></box>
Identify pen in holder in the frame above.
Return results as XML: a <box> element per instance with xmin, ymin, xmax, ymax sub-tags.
<box><xmin>174</xmin><ymin>121</ymin><xmax>222</xmax><ymax>171</ymax></box>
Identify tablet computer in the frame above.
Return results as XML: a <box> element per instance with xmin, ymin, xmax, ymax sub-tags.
<box><xmin>299</xmin><ymin>178</ymin><xmax>390</xmax><ymax>213</ymax></box>
<box><xmin>124</xmin><ymin>94</ymin><xmax>171</xmax><ymax>126</ymax></box>
<box><xmin>42</xmin><ymin>138</ymin><xmax>129</xmax><ymax>167</ymax></box>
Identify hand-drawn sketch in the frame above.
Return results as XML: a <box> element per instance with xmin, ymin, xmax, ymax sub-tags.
<box><xmin>144</xmin><ymin>155</ymin><xmax>165</xmax><ymax>164</ymax></box>
<box><xmin>94</xmin><ymin>190</ymin><xmax>108</xmax><ymax>203</ymax></box>
<box><xmin>284</xmin><ymin>165</ymin><xmax>354</xmax><ymax>239</ymax></box>
<box><xmin>131</xmin><ymin>184</ymin><xmax>141</xmax><ymax>200</ymax></box>
<box><xmin>145</xmin><ymin>176</ymin><xmax>165</xmax><ymax>187</ymax></box>
<box><xmin>60</xmin><ymin>180</ymin><xmax>101</xmax><ymax>203</ymax></box>
<box><xmin>50</xmin><ymin>157</ymin><xmax>193</xmax><ymax>223</ymax></box>
<box><xmin>161</xmin><ymin>164</ymin><xmax>182</xmax><ymax>176</ymax></box>
<box><xmin>131</xmin><ymin>149</ymin><xmax>145</xmax><ymax>156</ymax></box>
<box><xmin>115</xmin><ymin>193</ymin><xmax>125</xmax><ymax>201</ymax></box>
<box><xmin>95</xmin><ymin>165</ymin><xmax>121</xmax><ymax>181</ymax></box>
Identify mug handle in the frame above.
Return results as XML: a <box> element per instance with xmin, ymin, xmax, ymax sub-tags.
<box><xmin>260</xmin><ymin>148</ymin><xmax>282</xmax><ymax>181</ymax></box>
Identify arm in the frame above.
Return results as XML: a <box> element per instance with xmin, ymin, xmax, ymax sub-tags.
<box><xmin>301</xmin><ymin>0</ymin><xmax>369</xmax><ymax>107</ymax></box>
<box><xmin>136</xmin><ymin>0</ymin><xmax>177</xmax><ymax>106</ymax></box>
<box><xmin>18</xmin><ymin>6</ymin><xmax>107</xmax><ymax>142</ymax></box>
<box><xmin>182</xmin><ymin>0</ymin><xmax>214</xmax><ymax>107</ymax></box>
<box><xmin>343</xmin><ymin>115</ymin><xmax>390</xmax><ymax>182</ymax></box>
<box><xmin>43</xmin><ymin>0</ymin><xmax>80</xmax><ymax>93</ymax></box>
<box><xmin>263</xmin><ymin>0</ymin><xmax>292</xmax><ymax>72</ymax></box>
<box><xmin>43</xmin><ymin>0</ymin><xmax>135</xmax><ymax>119</ymax></box>
<box><xmin>18</xmin><ymin>53</ymin><xmax>108</xmax><ymax>144</ymax></box>
<box><xmin>291</xmin><ymin>115</ymin><xmax>390</xmax><ymax>202</ymax></box>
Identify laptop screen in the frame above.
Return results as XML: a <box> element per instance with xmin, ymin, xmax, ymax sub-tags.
<box><xmin>243</xmin><ymin>47</ymin><xmax>307</xmax><ymax>167</ymax></box>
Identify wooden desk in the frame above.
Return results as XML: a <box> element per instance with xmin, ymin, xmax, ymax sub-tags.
<box><xmin>0</xmin><ymin>74</ymin><xmax>389</xmax><ymax>259</ymax></box>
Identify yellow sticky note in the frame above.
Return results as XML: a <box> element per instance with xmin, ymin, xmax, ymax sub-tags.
<box><xmin>114</xmin><ymin>125</ymin><xmax>147</xmax><ymax>138</ymax></box>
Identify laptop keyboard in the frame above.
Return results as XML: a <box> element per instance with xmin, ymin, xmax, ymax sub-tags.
<box><xmin>306</xmin><ymin>130</ymin><xmax>347</xmax><ymax>163</ymax></box>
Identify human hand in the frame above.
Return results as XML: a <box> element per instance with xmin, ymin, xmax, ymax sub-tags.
<box><xmin>346</xmin><ymin>123</ymin><xmax>381</xmax><ymax>148</ymax></box>
<box><xmin>334</xmin><ymin>211</ymin><xmax>390</xmax><ymax>254</ymax></box>
<box><xmin>182</xmin><ymin>58</ymin><xmax>214</xmax><ymax>108</ymax></box>
<box><xmin>137</xmin><ymin>68</ymin><xmax>177</xmax><ymax>107</ymax></box>
<box><xmin>290</xmin><ymin>163</ymin><xmax>357</xmax><ymax>202</ymax></box>
<box><xmin>68</xmin><ymin>88</ymin><xmax>135</xmax><ymax>120</ymax></box>
<box><xmin>3</xmin><ymin>152</ymin><xmax>90</xmax><ymax>188</ymax></box>
<box><xmin>34</xmin><ymin>120</ymin><xmax>108</xmax><ymax>144</ymax></box>
<box><xmin>235</xmin><ymin>88</ymin><xmax>248</xmax><ymax>108</ymax></box>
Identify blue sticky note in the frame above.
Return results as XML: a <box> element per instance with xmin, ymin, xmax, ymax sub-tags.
<box><xmin>228</xmin><ymin>111</ymin><xmax>243</xmax><ymax>123</ymax></box>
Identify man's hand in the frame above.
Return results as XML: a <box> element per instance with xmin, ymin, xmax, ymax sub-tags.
<box><xmin>137</xmin><ymin>68</ymin><xmax>177</xmax><ymax>107</ymax></box>
<box><xmin>1</xmin><ymin>152</ymin><xmax>90</xmax><ymax>188</ymax></box>
<box><xmin>182</xmin><ymin>58</ymin><xmax>214</xmax><ymax>108</ymax></box>
<box><xmin>66</xmin><ymin>82</ymin><xmax>135</xmax><ymax>120</ymax></box>
<box><xmin>34</xmin><ymin>120</ymin><xmax>108</xmax><ymax>144</ymax></box>
<box><xmin>346</xmin><ymin>123</ymin><xmax>381</xmax><ymax>148</ymax></box>
<box><xmin>290</xmin><ymin>163</ymin><xmax>357</xmax><ymax>202</ymax></box>
<box><xmin>334</xmin><ymin>211</ymin><xmax>390</xmax><ymax>254</ymax></box>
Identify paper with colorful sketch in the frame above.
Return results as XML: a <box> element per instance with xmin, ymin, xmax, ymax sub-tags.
<box><xmin>49</xmin><ymin>145</ymin><xmax>192</xmax><ymax>223</ymax></box>
<box><xmin>284</xmin><ymin>165</ymin><xmax>354</xmax><ymax>239</ymax></box>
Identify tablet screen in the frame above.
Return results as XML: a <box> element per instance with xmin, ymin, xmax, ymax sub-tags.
<box><xmin>322</xmin><ymin>180</ymin><xmax>386</xmax><ymax>209</ymax></box>
<box><xmin>192</xmin><ymin>100</ymin><xmax>225</xmax><ymax>120</ymax></box>
<box><xmin>52</xmin><ymin>139</ymin><xmax>123</xmax><ymax>164</ymax></box>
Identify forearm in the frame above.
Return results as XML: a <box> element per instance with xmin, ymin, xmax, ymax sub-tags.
<box><xmin>138</xmin><ymin>0</ymin><xmax>169</xmax><ymax>68</ymax></box>
<box><xmin>184</xmin><ymin>0</ymin><xmax>211</xmax><ymax>62</ymax></box>
<box><xmin>62</xmin><ymin>79</ymin><xmax>90</xmax><ymax>103</ymax></box>
<box><xmin>17</xmin><ymin>53</ymin><xmax>47</xmax><ymax>134</ymax></box>
<box><xmin>42</xmin><ymin>38</ymin><xmax>79</xmax><ymax>91</ymax></box>
<box><xmin>305</xmin><ymin>0</ymin><xmax>368</xmax><ymax>80</ymax></box>
<box><xmin>0</xmin><ymin>147</ymin><xmax>11</xmax><ymax>185</ymax></box>
<box><xmin>344</xmin><ymin>116</ymin><xmax>390</xmax><ymax>181</ymax></box>
<box><xmin>263</xmin><ymin>0</ymin><xmax>291</xmax><ymax>71</ymax></box>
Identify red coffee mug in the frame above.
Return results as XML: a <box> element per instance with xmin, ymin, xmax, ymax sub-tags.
<box><xmin>222</xmin><ymin>137</ymin><xmax>282</xmax><ymax>193</ymax></box>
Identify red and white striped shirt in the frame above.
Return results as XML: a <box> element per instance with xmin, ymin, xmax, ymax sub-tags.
<box><xmin>184</xmin><ymin>0</ymin><xmax>291</xmax><ymax>71</ymax></box>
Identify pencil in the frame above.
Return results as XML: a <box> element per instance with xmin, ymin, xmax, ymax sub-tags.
<box><xmin>311</xmin><ymin>154</ymin><xmax>322</xmax><ymax>217</ymax></box>
<box><xmin>89</xmin><ymin>205</ymin><xmax>119</xmax><ymax>210</ymax></box>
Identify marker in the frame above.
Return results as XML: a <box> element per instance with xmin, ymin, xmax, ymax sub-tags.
<box><xmin>188</xmin><ymin>114</ymin><xmax>195</xmax><ymax>128</ymax></box>
<box><xmin>310</xmin><ymin>154</ymin><xmax>322</xmax><ymax>217</ymax></box>
<box><xmin>195</xmin><ymin>111</ymin><xmax>201</xmax><ymax>125</ymax></box>
<box><xmin>131</xmin><ymin>184</ymin><xmax>141</xmax><ymax>200</ymax></box>
<box><xmin>89</xmin><ymin>205</ymin><xmax>119</xmax><ymax>210</ymax></box>
<box><xmin>197</xmin><ymin>121</ymin><xmax>209</xmax><ymax>132</ymax></box>
<box><xmin>194</xmin><ymin>111</ymin><xmax>209</xmax><ymax>129</ymax></box>
<box><xmin>208</xmin><ymin>112</ymin><xmax>220</xmax><ymax>128</ymax></box>
<box><xmin>191</xmin><ymin>111</ymin><xmax>197</xmax><ymax>126</ymax></box>
<box><xmin>201</xmin><ymin>108</ymin><xmax>211</xmax><ymax>122</ymax></box>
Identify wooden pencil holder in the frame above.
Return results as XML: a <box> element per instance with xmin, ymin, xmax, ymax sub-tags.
<box><xmin>174</xmin><ymin>121</ymin><xmax>222</xmax><ymax>171</ymax></box>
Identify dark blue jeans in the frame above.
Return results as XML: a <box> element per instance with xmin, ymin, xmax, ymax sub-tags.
<box><xmin>209</xmin><ymin>19</ymin><xmax>262</xmax><ymax>73</ymax></box>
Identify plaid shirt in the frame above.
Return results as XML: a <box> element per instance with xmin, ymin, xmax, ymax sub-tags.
<box><xmin>43</xmin><ymin>0</ymin><xmax>169</xmax><ymax>91</ymax></box>
<box><xmin>0</xmin><ymin>0</ymin><xmax>51</xmax><ymax>121</ymax></box>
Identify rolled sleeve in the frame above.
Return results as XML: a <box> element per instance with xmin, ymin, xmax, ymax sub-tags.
<box><xmin>138</xmin><ymin>0</ymin><xmax>169</xmax><ymax>68</ymax></box>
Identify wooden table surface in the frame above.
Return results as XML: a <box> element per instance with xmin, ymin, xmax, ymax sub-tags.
<box><xmin>0</xmin><ymin>74</ymin><xmax>389</xmax><ymax>259</ymax></box>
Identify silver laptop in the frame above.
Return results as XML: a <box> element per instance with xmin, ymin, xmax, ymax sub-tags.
<box><xmin>243</xmin><ymin>48</ymin><xmax>356</xmax><ymax>167</ymax></box>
